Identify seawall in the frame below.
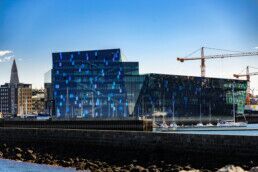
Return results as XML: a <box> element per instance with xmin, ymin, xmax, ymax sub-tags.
<box><xmin>0</xmin><ymin>127</ymin><xmax>257</xmax><ymax>160</ymax></box>
<box><xmin>0</xmin><ymin>119</ymin><xmax>153</xmax><ymax>131</ymax></box>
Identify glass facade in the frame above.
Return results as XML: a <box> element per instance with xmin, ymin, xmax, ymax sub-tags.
<box><xmin>133</xmin><ymin>74</ymin><xmax>247</xmax><ymax>119</ymax></box>
<box><xmin>52</xmin><ymin>49</ymin><xmax>139</xmax><ymax>118</ymax></box>
<box><xmin>52</xmin><ymin>49</ymin><xmax>247</xmax><ymax>119</ymax></box>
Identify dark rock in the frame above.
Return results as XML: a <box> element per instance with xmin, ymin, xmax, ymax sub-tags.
<box><xmin>76</xmin><ymin>162</ymin><xmax>87</xmax><ymax>170</ymax></box>
<box><xmin>149</xmin><ymin>168</ymin><xmax>160</xmax><ymax>172</ymax></box>
<box><xmin>216</xmin><ymin>165</ymin><xmax>245</xmax><ymax>172</ymax></box>
<box><xmin>67</xmin><ymin>158</ymin><xmax>74</xmax><ymax>164</ymax></box>
<box><xmin>130</xmin><ymin>165</ymin><xmax>146</xmax><ymax>172</ymax></box>
<box><xmin>133</xmin><ymin>159</ymin><xmax>138</xmax><ymax>163</ymax></box>
<box><xmin>26</xmin><ymin>152</ymin><xmax>37</xmax><ymax>160</ymax></box>
<box><xmin>184</xmin><ymin>165</ymin><xmax>193</xmax><ymax>170</ymax></box>
<box><xmin>241</xmin><ymin>165</ymin><xmax>249</xmax><ymax>170</ymax></box>
<box><xmin>148</xmin><ymin>165</ymin><xmax>157</xmax><ymax>169</ymax></box>
<box><xmin>201</xmin><ymin>169</ymin><xmax>212</xmax><ymax>172</ymax></box>
<box><xmin>43</xmin><ymin>158</ymin><xmax>53</xmax><ymax>165</ymax></box>
<box><xmin>148</xmin><ymin>165</ymin><xmax>160</xmax><ymax>172</ymax></box>
<box><xmin>14</xmin><ymin>147</ymin><xmax>23</xmax><ymax>153</ymax></box>
<box><xmin>105</xmin><ymin>167</ymin><xmax>114</xmax><ymax>172</ymax></box>
<box><xmin>88</xmin><ymin>161</ymin><xmax>99</xmax><ymax>169</ymax></box>
<box><xmin>60</xmin><ymin>160</ymin><xmax>71</xmax><ymax>167</ymax></box>
<box><xmin>95</xmin><ymin>170</ymin><xmax>102</xmax><ymax>172</ymax></box>
<box><xmin>74</xmin><ymin>157</ymin><xmax>80</xmax><ymax>162</ymax></box>
<box><xmin>120</xmin><ymin>170</ymin><xmax>130</xmax><ymax>172</ymax></box>
<box><xmin>165</xmin><ymin>164</ymin><xmax>172</xmax><ymax>168</ymax></box>
<box><xmin>179</xmin><ymin>170</ymin><xmax>200</xmax><ymax>172</ymax></box>
<box><xmin>35</xmin><ymin>158</ymin><xmax>42</xmax><ymax>164</ymax></box>
<box><xmin>27</xmin><ymin>149</ymin><xmax>33</xmax><ymax>154</ymax></box>
<box><xmin>15</xmin><ymin>153</ymin><xmax>22</xmax><ymax>160</ymax></box>
<box><xmin>5</xmin><ymin>147</ymin><xmax>10</xmax><ymax>153</ymax></box>
<box><xmin>249</xmin><ymin>167</ymin><xmax>258</xmax><ymax>172</ymax></box>
<box><xmin>51</xmin><ymin>160</ymin><xmax>59</xmax><ymax>166</ymax></box>
<box><xmin>127</xmin><ymin>164</ymin><xmax>134</xmax><ymax>170</ymax></box>
<box><xmin>95</xmin><ymin>160</ymin><xmax>102</xmax><ymax>167</ymax></box>
<box><xmin>16</xmin><ymin>153</ymin><xmax>22</xmax><ymax>158</ymax></box>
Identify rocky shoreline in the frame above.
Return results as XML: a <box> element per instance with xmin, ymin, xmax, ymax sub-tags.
<box><xmin>0</xmin><ymin>143</ymin><xmax>257</xmax><ymax>172</ymax></box>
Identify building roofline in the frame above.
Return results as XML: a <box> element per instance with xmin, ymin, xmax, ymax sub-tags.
<box><xmin>51</xmin><ymin>48</ymin><xmax>121</xmax><ymax>54</ymax></box>
<box><xmin>139</xmin><ymin>73</ymin><xmax>246</xmax><ymax>81</ymax></box>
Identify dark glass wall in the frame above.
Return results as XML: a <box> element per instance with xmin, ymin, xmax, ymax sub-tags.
<box><xmin>133</xmin><ymin>74</ymin><xmax>247</xmax><ymax>120</ymax></box>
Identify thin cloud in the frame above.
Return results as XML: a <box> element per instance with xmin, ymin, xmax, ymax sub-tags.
<box><xmin>255</xmin><ymin>47</ymin><xmax>258</xmax><ymax>49</ymax></box>
<box><xmin>0</xmin><ymin>55</ymin><xmax>15</xmax><ymax>63</ymax></box>
<box><xmin>0</xmin><ymin>50</ymin><xmax>12</xmax><ymax>56</ymax></box>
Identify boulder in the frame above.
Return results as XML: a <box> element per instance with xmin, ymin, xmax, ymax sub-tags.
<box><xmin>249</xmin><ymin>167</ymin><xmax>258</xmax><ymax>172</ymax></box>
<box><xmin>75</xmin><ymin>162</ymin><xmax>87</xmax><ymax>170</ymax></box>
<box><xmin>26</xmin><ymin>152</ymin><xmax>37</xmax><ymax>160</ymax></box>
<box><xmin>60</xmin><ymin>160</ymin><xmax>71</xmax><ymax>167</ymax></box>
<box><xmin>127</xmin><ymin>164</ymin><xmax>135</xmax><ymax>170</ymax></box>
<box><xmin>14</xmin><ymin>147</ymin><xmax>23</xmax><ymax>153</ymax></box>
<box><xmin>148</xmin><ymin>165</ymin><xmax>160</xmax><ymax>172</ymax></box>
<box><xmin>15</xmin><ymin>153</ymin><xmax>23</xmax><ymax>160</ymax></box>
<box><xmin>27</xmin><ymin>149</ymin><xmax>34</xmax><ymax>154</ymax></box>
<box><xmin>130</xmin><ymin>165</ymin><xmax>146</xmax><ymax>172</ymax></box>
<box><xmin>105</xmin><ymin>167</ymin><xmax>114</xmax><ymax>172</ymax></box>
<box><xmin>217</xmin><ymin>165</ymin><xmax>245</xmax><ymax>172</ymax></box>
<box><xmin>0</xmin><ymin>151</ymin><xmax>3</xmax><ymax>157</ymax></box>
<box><xmin>184</xmin><ymin>165</ymin><xmax>193</xmax><ymax>170</ymax></box>
<box><xmin>120</xmin><ymin>170</ymin><xmax>130</xmax><ymax>172</ymax></box>
<box><xmin>88</xmin><ymin>161</ymin><xmax>99</xmax><ymax>169</ymax></box>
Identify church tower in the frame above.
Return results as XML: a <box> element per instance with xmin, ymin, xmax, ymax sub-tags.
<box><xmin>10</xmin><ymin>59</ymin><xmax>19</xmax><ymax>85</ymax></box>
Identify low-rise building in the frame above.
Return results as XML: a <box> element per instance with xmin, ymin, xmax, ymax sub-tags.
<box><xmin>17</xmin><ymin>84</ymin><xmax>32</xmax><ymax>115</ymax></box>
<box><xmin>0</xmin><ymin>59</ymin><xmax>33</xmax><ymax>117</ymax></box>
<box><xmin>32</xmin><ymin>89</ymin><xmax>45</xmax><ymax>114</ymax></box>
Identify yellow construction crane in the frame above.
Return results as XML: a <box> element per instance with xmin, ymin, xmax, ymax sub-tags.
<box><xmin>177</xmin><ymin>47</ymin><xmax>258</xmax><ymax>77</ymax></box>
<box><xmin>233</xmin><ymin>66</ymin><xmax>258</xmax><ymax>105</ymax></box>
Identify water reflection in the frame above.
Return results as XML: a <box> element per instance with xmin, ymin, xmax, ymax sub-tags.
<box><xmin>0</xmin><ymin>159</ymin><xmax>76</xmax><ymax>172</ymax></box>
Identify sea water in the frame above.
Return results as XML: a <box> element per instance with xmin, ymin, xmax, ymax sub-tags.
<box><xmin>157</xmin><ymin>124</ymin><xmax>258</xmax><ymax>136</ymax></box>
<box><xmin>0</xmin><ymin>159</ymin><xmax>77</xmax><ymax>172</ymax></box>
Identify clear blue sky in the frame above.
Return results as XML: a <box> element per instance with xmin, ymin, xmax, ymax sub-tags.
<box><xmin>0</xmin><ymin>0</ymin><xmax>258</xmax><ymax>93</ymax></box>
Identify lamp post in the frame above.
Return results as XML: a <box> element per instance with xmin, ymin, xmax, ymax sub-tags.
<box><xmin>91</xmin><ymin>92</ymin><xmax>94</xmax><ymax>118</ymax></box>
<box><xmin>232</xmin><ymin>82</ymin><xmax>236</xmax><ymax>123</ymax></box>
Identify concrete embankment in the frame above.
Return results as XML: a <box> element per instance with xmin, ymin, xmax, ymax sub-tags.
<box><xmin>0</xmin><ymin>127</ymin><xmax>257</xmax><ymax>159</ymax></box>
<box><xmin>0</xmin><ymin>119</ymin><xmax>153</xmax><ymax>131</ymax></box>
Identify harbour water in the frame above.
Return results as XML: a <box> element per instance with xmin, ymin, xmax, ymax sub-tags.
<box><xmin>0</xmin><ymin>159</ymin><xmax>76</xmax><ymax>172</ymax></box>
<box><xmin>157</xmin><ymin>124</ymin><xmax>258</xmax><ymax>136</ymax></box>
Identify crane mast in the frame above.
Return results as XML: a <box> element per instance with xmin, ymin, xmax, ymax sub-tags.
<box><xmin>201</xmin><ymin>47</ymin><xmax>205</xmax><ymax>77</ymax></box>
